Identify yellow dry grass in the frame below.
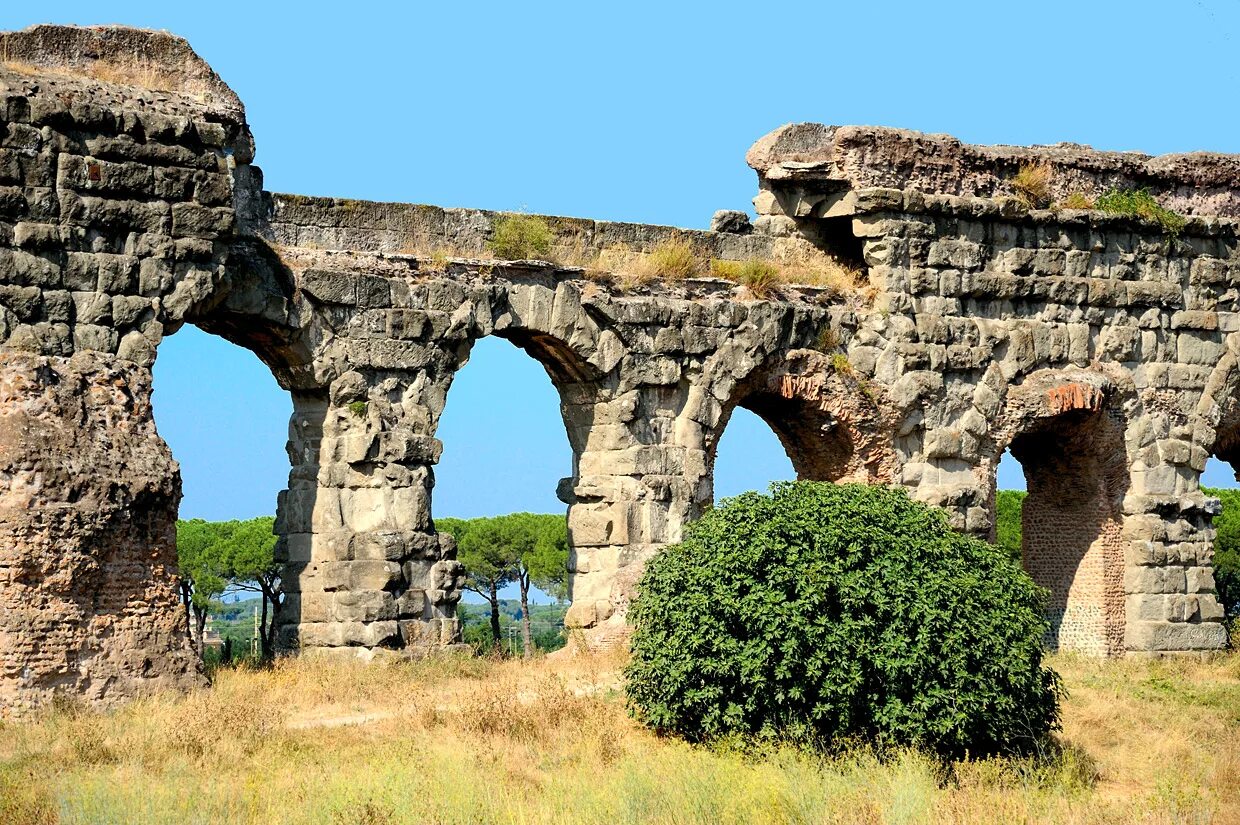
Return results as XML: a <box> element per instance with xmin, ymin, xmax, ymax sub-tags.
<box><xmin>1</xmin><ymin>651</ymin><xmax>1236</xmax><ymax>824</ymax></box>
<box><xmin>1</xmin><ymin>59</ymin><xmax>202</xmax><ymax>97</ymax></box>
<box><xmin>1060</xmin><ymin>192</ymin><xmax>1097</xmax><ymax>210</ymax></box>
<box><xmin>1011</xmin><ymin>162</ymin><xmax>1054</xmax><ymax>209</ymax></box>
<box><xmin>711</xmin><ymin>255</ymin><xmax>864</xmax><ymax>299</ymax></box>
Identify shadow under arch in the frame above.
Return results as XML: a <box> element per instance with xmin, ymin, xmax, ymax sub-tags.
<box><xmin>996</xmin><ymin>372</ymin><xmax>1130</xmax><ymax>656</ymax></box>
<box><xmin>702</xmin><ymin>350</ymin><xmax>899</xmax><ymax>507</ymax></box>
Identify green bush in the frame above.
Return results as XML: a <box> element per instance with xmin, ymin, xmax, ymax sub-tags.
<box><xmin>625</xmin><ymin>481</ymin><xmax>1061</xmax><ymax>757</ymax></box>
<box><xmin>1095</xmin><ymin>188</ymin><xmax>1185</xmax><ymax>237</ymax></box>
<box><xmin>488</xmin><ymin>213</ymin><xmax>554</xmax><ymax>260</ymax></box>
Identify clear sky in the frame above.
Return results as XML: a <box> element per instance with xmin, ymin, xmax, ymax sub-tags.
<box><xmin>10</xmin><ymin>3</ymin><xmax>1238</xmax><ymax>575</ymax></box>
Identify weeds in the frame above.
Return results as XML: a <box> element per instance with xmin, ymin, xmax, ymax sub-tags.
<box><xmin>1095</xmin><ymin>188</ymin><xmax>1186</xmax><ymax>236</ymax></box>
<box><xmin>1011</xmin><ymin>162</ymin><xmax>1053</xmax><ymax>209</ymax></box>
<box><xmin>815</xmin><ymin>326</ymin><xmax>840</xmax><ymax>353</ymax></box>
<box><xmin>830</xmin><ymin>352</ymin><xmax>855</xmax><ymax>375</ymax></box>
<box><xmin>1</xmin><ymin>56</ymin><xmax>200</xmax><ymax>97</ymax></box>
<box><xmin>711</xmin><ymin>259</ymin><xmax>781</xmax><ymax>296</ymax></box>
<box><xmin>640</xmin><ymin>238</ymin><xmax>703</xmax><ymax>281</ymax></box>
<box><xmin>488</xmin><ymin>214</ymin><xmax>554</xmax><ymax>261</ymax></box>
<box><xmin>347</xmin><ymin>401</ymin><xmax>367</xmax><ymax>418</ymax></box>
<box><xmin>1059</xmin><ymin>191</ymin><xmax>1095</xmax><ymax>210</ymax></box>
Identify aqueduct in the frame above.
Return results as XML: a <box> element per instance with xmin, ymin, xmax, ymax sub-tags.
<box><xmin>0</xmin><ymin>25</ymin><xmax>1235</xmax><ymax>707</ymax></box>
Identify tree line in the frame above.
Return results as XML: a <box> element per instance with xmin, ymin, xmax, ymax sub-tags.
<box><xmin>436</xmin><ymin>513</ymin><xmax>569</xmax><ymax>657</ymax></box>
<box><xmin>176</xmin><ymin>517</ymin><xmax>282</xmax><ymax>660</ymax></box>
<box><xmin>174</xmin><ymin>512</ymin><xmax>570</xmax><ymax>662</ymax></box>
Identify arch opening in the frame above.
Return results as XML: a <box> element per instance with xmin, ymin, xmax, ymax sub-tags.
<box><xmin>1203</xmin><ymin>438</ymin><xmax>1240</xmax><ymax>630</ymax></box>
<box><xmin>712</xmin><ymin>406</ymin><xmax>796</xmax><ymax>503</ymax></box>
<box><xmin>1003</xmin><ymin>407</ymin><xmax>1129</xmax><ymax>656</ymax></box>
<box><xmin>153</xmin><ymin>322</ymin><xmax>295</xmax><ymax>664</ymax></box>
<box><xmin>704</xmin><ymin>351</ymin><xmax>895</xmax><ymax>511</ymax></box>
<box><xmin>432</xmin><ymin>334</ymin><xmax>583</xmax><ymax>655</ymax></box>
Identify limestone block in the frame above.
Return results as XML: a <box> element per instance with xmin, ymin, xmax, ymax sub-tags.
<box><xmin>569</xmin><ymin>503</ymin><xmax>630</xmax><ymax>547</ymax></box>
<box><xmin>1126</xmin><ymin>593</ymin><xmax>1167</xmax><ymax>622</ymax></box>
<box><xmin>341</xmin><ymin>485</ymin><xmax>428</xmax><ymax>532</ymax></box>
<box><xmin>333</xmin><ymin>590</ymin><xmax>398</xmax><ymax>623</ymax></box>
<box><xmin>397</xmin><ymin>589</ymin><xmax>426</xmax><ymax>619</ymax></box>
<box><xmin>1185</xmin><ymin>566</ymin><xmax>1216</xmax><ymax>593</ymax></box>
<box><xmin>350</xmin><ymin>531</ymin><xmax>407</xmax><ymax>561</ymax></box>
<box><xmin>1123</xmin><ymin>565</ymin><xmax>1187</xmax><ymax>595</ymax></box>
<box><xmin>1125</xmin><ymin>620</ymin><xmax>1227</xmax><ymax>652</ymax></box>
<box><xmin>340</xmin><ymin>560</ymin><xmax>402</xmax><ymax>592</ymax></box>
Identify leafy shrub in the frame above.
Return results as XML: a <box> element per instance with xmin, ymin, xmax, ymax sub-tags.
<box><xmin>625</xmin><ymin>481</ymin><xmax>1062</xmax><ymax>757</ymax></box>
<box><xmin>1011</xmin><ymin>162</ymin><xmax>1053</xmax><ymax>209</ymax></box>
<box><xmin>1095</xmin><ymin>188</ymin><xmax>1185</xmax><ymax>237</ymax></box>
<box><xmin>488</xmin><ymin>214</ymin><xmax>554</xmax><ymax>260</ymax></box>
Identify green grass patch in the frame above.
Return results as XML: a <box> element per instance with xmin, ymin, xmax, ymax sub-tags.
<box><xmin>1095</xmin><ymin>189</ymin><xmax>1186</xmax><ymax>237</ymax></box>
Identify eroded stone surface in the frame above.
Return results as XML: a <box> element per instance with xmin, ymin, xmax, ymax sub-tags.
<box><xmin>0</xmin><ymin>24</ymin><xmax>1236</xmax><ymax>707</ymax></box>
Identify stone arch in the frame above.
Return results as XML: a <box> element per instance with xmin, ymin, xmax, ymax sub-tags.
<box><xmin>430</xmin><ymin>306</ymin><xmax>609</xmax><ymax>642</ymax></box>
<box><xmin>156</xmin><ymin>242</ymin><xmax>320</xmax><ymax>657</ymax></box>
<box><xmin>994</xmin><ymin>370</ymin><xmax>1129</xmax><ymax>656</ymax></box>
<box><xmin>700</xmin><ymin>348</ymin><xmax>900</xmax><ymax>508</ymax></box>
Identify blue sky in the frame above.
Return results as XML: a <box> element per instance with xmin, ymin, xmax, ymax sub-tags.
<box><xmin>10</xmin><ymin>2</ymin><xmax>1238</xmax><ymax>599</ymax></box>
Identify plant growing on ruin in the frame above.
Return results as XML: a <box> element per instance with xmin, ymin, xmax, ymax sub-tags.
<box><xmin>711</xmin><ymin>259</ymin><xmax>782</xmax><ymax>297</ymax></box>
<box><xmin>1095</xmin><ymin>188</ymin><xmax>1186</xmax><ymax>237</ymax></box>
<box><xmin>641</xmin><ymin>238</ymin><xmax>704</xmax><ymax>281</ymax></box>
<box><xmin>829</xmin><ymin>352</ymin><xmax>854</xmax><ymax>376</ymax></box>
<box><xmin>814</xmin><ymin>326</ymin><xmax>840</xmax><ymax>353</ymax></box>
<box><xmin>1011</xmin><ymin>162</ymin><xmax>1053</xmax><ymax>209</ymax></box>
<box><xmin>1059</xmin><ymin>192</ymin><xmax>1096</xmax><ymax>210</ymax></box>
<box><xmin>488</xmin><ymin>214</ymin><xmax>555</xmax><ymax>261</ymax></box>
<box><xmin>348</xmin><ymin>400</ymin><xmax>368</xmax><ymax>418</ymax></box>
<box><xmin>625</xmin><ymin>481</ymin><xmax>1062</xmax><ymax>756</ymax></box>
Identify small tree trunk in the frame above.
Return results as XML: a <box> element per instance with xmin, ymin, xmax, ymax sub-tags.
<box><xmin>519</xmin><ymin>572</ymin><xmax>533</xmax><ymax>659</ymax></box>
<box><xmin>179</xmin><ymin>580</ymin><xmax>194</xmax><ymax>645</ymax></box>
<box><xmin>192</xmin><ymin>604</ymin><xmax>208</xmax><ymax>658</ymax></box>
<box><xmin>259</xmin><ymin>591</ymin><xmax>271</xmax><ymax>661</ymax></box>
<box><xmin>260</xmin><ymin>578</ymin><xmax>281</xmax><ymax>660</ymax></box>
<box><xmin>488</xmin><ymin>580</ymin><xmax>502</xmax><ymax>653</ymax></box>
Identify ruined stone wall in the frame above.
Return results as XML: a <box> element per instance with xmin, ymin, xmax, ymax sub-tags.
<box><xmin>1</xmin><ymin>25</ymin><xmax>1237</xmax><ymax>707</ymax></box>
<box><xmin>0</xmin><ymin>25</ymin><xmax>264</xmax><ymax>705</ymax></box>
<box><xmin>745</xmin><ymin>125</ymin><xmax>1238</xmax><ymax>654</ymax></box>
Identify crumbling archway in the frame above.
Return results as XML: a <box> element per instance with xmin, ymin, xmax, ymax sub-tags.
<box><xmin>996</xmin><ymin>375</ymin><xmax>1129</xmax><ymax>656</ymax></box>
<box><xmin>431</xmin><ymin>316</ymin><xmax>606</xmax><ymax>646</ymax></box>
<box><xmin>702</xmin><ymin>349</ymin><xmax>900</xmax><ymax>509</ymax></box>
<box><xmin>431</xmin><ymin>331</ymin><xmax>590</xmax><ymax>652</ymax></box>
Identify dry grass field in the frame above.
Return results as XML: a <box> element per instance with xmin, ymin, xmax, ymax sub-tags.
<box><xmin>0</xmin><ymin>650</ymin><xmax>1236</xmax><ymax>825</ymax></box>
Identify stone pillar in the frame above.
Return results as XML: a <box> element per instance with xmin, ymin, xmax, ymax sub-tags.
<box><xmin>1122</xmin><ymin>418</ymin><xmax>1229</xmax><ymax>654</ymax></box>
<box><xmin>564</xmin><ymin>386</ymin><xmax>699</xmax><ymax>646</ymax></box>
<box><xmin>275</xmin><ymin>374</ymin><xmax>464</xmax><ymax>657</ymax></box>
<box><xmin>0</xmin><ymin>352</ymin><xmax>203</xmax><ymax>708</ymax></box>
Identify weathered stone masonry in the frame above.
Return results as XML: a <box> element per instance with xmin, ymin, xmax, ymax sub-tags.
<box><xmin>0</xmin><ymin>25</ymin><xmax>1235</xmax><ymax>706</ymax></box>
